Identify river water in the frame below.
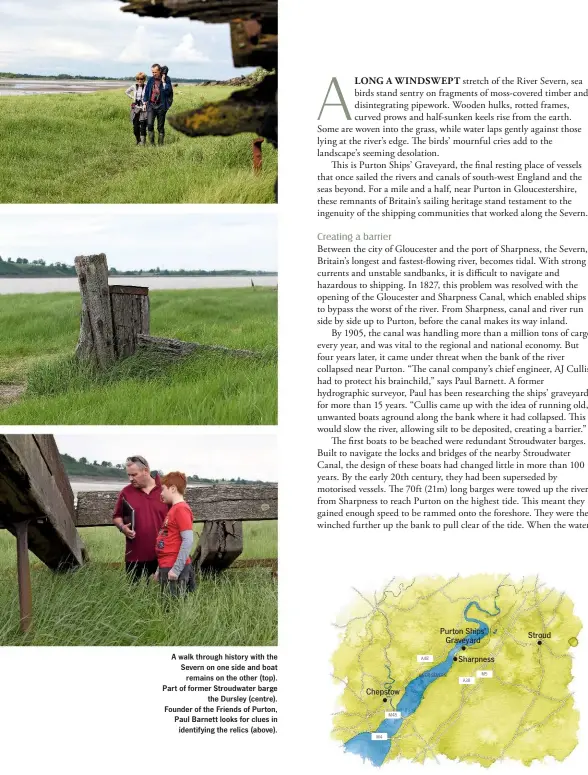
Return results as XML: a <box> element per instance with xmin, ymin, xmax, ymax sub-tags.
<box><xmin>0</xmin><ymin>78</ymin><xmax>203</xmax><ymax>97</ymax></box>
<box><xmin>69</xmin><ymin>480</ymin><xmax>123</xmax><ymax>495</ymax></box>
<box><xmin>0</xmin><ymin>275</ymin><xmax>277</xmax><ymax>294</ymax></box>
<box><xmin>0</xmin><ymin>79</ymin><xmax>130</xmax><ymax>96</ymax></box>
<box><xmin>344</xmin><ymin>600</ymin><xmax>500</xmax><ymax>766</ymax></box>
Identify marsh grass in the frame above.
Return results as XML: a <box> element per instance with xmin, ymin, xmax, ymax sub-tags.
<box><xmin>0</xmin><ymin>522</ymin><xmax>277</xmax><ymax>646</ymax></box>
<box><xmin>0</xmin><ymin>287</ymin><xmax>277</xmax><ymax>424</ymax></box>
<box><xmin>0</xmin><ymin>86</ymin><xmax>277</xmax><ymax>203</ymax></box>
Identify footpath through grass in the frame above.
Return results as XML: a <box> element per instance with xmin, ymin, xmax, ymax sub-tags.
<box><xmin>0</xmin><ymin>523</ymin><xmax>277</xmax><ymax>646</ymax></box>
<box><xmin>0</xmin><ymin>287</ymin><xmax>277</xmax><ymax>424</ymax></box>
<box><xmin>0</xmin><ymin>85</ymin><xmax>276</xmax><ymax>203</ymax></box>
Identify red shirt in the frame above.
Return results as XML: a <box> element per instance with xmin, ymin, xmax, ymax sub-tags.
<box><xmin>113</xmin><ymin>483</ymin><xmax>168</xmax><ymax>563</ymax></box>
<box><xmin>150</xmin><ymin>78</ymin><xmax>161</xmax><ymax>104</ymax></box>
<box><xmin>155</xmin><ymin>501</ymin><xmax>194</xmax><ymax>569</ymax></box>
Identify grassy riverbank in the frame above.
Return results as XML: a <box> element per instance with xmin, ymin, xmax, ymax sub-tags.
<box><xmin>0</xmin><ymin>287</ymin><xmax>277</xmax><ymax>424</ymax></box>
<box><xmin>0</xmin><ymin>85</ymin><xmax>276</xmax><ymax>203</ymax></box>
<box><xmin>0</xmin><ymin>522</ymin><xmax>277</xmax><ymax>646</ymax></box>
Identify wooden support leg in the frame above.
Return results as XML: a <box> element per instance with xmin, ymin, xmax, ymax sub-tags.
<box><xmin>14</xmin><ymin>520</ymin><xmax>32</xmax><ymax>633</ymax></box>
<box><xmin>253</xmin><ymin>137</ymin><xmax>264</xmax><ymax>174</ymax></box>
<box><xmin>192</xmin><ymin>520</ymin><xmax>243</xmax><ymax>573</ymax></box>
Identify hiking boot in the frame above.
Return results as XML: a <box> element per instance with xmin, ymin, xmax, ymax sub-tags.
<box><xmin>148</xmin><ymin>130</ymin><xmax>155</xmax><ymax>146</ymax></box>
<box><xmin>158</xmin><ymin>133</ymin><xmax>165</xmax><ymax>146</ymax></box>
<box><xmin>139</xmin><ymin>136</ymin><xmax>146</xmax><ymax>146</ymax></box>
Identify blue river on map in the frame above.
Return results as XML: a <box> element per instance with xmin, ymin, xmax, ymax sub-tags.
<box><xmin>344</xmin><ymin>600</ymin><xmax>500</xmax><ymax>766</ymax></box>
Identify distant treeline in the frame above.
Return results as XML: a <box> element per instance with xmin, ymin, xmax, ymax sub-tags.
<box><xmin>61</xmin><ymin>453</ymin><xmax>271</xmax><ymax>485</ymax></box>
<box><xmin>0</xmin><ymin>72</ymin><xmax>210</xmax><ymax>83</ymax></box>
<box><xmin>0</xmin><ymin>258</ymin><xmax>276</xmax><ymax>278</ymax></box>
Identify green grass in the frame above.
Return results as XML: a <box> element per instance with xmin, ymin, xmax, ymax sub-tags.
<box><xmin>0</xmin><ymin>287</ymin><xmax>277</xmax><ymax>424</ymax></box>
<box><xmin>0</xmin><ymin>522</ymin><xmax>277</xmax><ymax>646</ymax></box>
<box><xmin>0</xmin><ymin>85</ymin><xmax>277</xmax><ymax>203</ymax></box>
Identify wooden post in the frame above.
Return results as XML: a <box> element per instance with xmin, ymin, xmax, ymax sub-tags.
<box><xmin>110</xmin><ymin>285</ymin><xmax>150</xmax><ymax>359</ymax></box>
<box><xmin>253</xmin><ymin>137</ymin><xmax>264</xmax><ymax>173</ymax></box>
<box><xmin>193</xmin><ymin>520</ymin><xmax>243</xmax><ymax>573</ymax></box>
<box><xmin>74</xmin><ymin>254</ymin><xmax>115</xmax><ymax>368</ymax></box>
<box><xmin>14</xmin><ymin>520</ymin><xmax>32</xmax><ymax>633</ymax></box>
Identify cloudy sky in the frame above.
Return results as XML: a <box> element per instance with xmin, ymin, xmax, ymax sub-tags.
<box><xmin>56</xmin><ymin>432</ymin><xmax>278</xmax><ymax>481</ymax></box>
<box><xmin>0</xmin><ymin>0</ymin><xmax>250</xmax><ymax>79</ymax></box>
<box><xmin>0</xmin><ymin>211</ymin><xmax>277</xmax><ymax>271</ymax></box>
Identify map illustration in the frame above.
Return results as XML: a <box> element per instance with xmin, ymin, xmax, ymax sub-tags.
<box><xmin>332</xmin><ymin>575</ymin><xmax>580</xmax><ymax>767</ymax></box>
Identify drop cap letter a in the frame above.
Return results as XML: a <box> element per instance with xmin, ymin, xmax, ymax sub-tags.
<box><xmin>317</xmin><ymin>77</ymin><xmax>351</xmax><ymax>120</ymax></box>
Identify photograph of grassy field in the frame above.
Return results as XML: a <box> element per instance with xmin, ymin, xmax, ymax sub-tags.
<box><xmin>0</xmin><ymin>84</ymin><xmax>276</xmax><ymax>204</ymax></box>
<box><xmin>0</xmin><ymin>521</ymin><xmax>277</xmax><ymax>647</ymax></box>
<box><xmin>0</xmin><ymin>287</ymin><xmax>277</xmax><ymax>424</ymax></box>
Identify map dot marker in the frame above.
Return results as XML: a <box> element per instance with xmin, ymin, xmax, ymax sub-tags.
<box><xmin>461</xmin><ymin>646</ymin><xmax>466</xmax><ymax>651</ymax></box>
<box><xmin>453</xmin><ymin>657</ymin><xmax>457</xmax><ymax>662</ymax></box>
<box><xmin>537</xmin><ymin>641</ymin><xmax>542</xmax><ymax>646</ymax></box>
<box><xmin>383</xmin><ymin>698</ymin><xmax>387</xmax><ymax>703</ymax></box>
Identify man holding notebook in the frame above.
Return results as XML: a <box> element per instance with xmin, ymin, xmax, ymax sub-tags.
<box><xmin>112</xmin><ymin>455</ymin><xmax>168</xmax><ymax>582</ymax></box>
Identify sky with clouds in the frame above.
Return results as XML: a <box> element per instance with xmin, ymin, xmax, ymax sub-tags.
<box><xmin>0</xmin><ymin>211</ymin><xmax>277</xmax><ymax>271</ymax></box>
<box><xmin>56</xmin><ymin>432</ymin><xmax>278</xmax><ymax>481</ymax></box>
<box><xmin>0</xmin><ymin>0</ymin><xmax>250</xmax><ymax>79</ymax></box>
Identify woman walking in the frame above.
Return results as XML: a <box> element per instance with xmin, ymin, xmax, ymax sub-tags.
<box><xmin>125</xmin><ymin>72</ymin><xmax>148</xmax><ymax>145</ymax></box>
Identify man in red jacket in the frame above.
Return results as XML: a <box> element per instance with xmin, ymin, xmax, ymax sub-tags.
<box><xmin>112</xmin><ymin>455</ymin><xmax>168</xmax><ymax>582</ymax></box>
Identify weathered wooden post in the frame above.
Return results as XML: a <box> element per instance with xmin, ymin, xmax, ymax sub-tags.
<box><xmin>110</xmin><ymin>285</ymin><xmax>150</xmax><ymax>358</ymax></box>
<box><xmin>75</xmin><ymin>254</ymin><xmax>151</xmax><ymax>364</ymax></box>
<box><xmin>14</xmin><ymin>521</ymin><xmax>32</xmax><ymax>633</ymax></box>
<box><xmin>193</xmin><ymin>521</ymin><xmax>243</xmax><ymax>573</ymax></box>
<box><xmin>74</xmin><ymin>254</ymin><xmax>116</xmax><ymax>367</ymax></box>
<box><xmin>253</xmin><ymin>137</ymin><xmax>264</xmax><ymax>173</ymax></box>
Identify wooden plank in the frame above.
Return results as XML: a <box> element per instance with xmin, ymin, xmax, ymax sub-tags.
<box><xmin>110</xmin><ymin>286</ymin><xmax>150</xmax><ymax>358</ymax></box>
<box><xmin>230</xmin><ymin>19</ymin><xmax>277</xmax><ymax>69</ymax></box>
<box><xmin>33</xmin><ymin>435</ymin><xmax>75</xmax><ymax>517</ymax></box>
<box><xmin>109</xmin><ymin>285</ymin><xmax>149</xmax><ymax>296</ymax></box>
<box><xmin>137</xmin><ymin>334</ymin><xmax>265</xmax><ymax>359</ymax></box>
<box><xmin>0</xmin><ymin>436</ymin><xmax>85</xmax><ymax>569</ymax></box>
<box><xmin>120</xmin><ymin>0</ymin><xmax>277</xmax><ymax>24</ymax></box>
<box><xmin>75</xmin><ymin>485</ymin><xmax>277</xmax><ymax>527</ymax></box>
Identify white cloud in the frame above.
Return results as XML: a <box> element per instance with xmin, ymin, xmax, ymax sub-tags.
<box><xmin>42</xmin><ymin>38</ymin><xmax>103</xmax><ymax>60</ymax></box>
<box><xmin>168</xmin><ymin>33</ymin><xmax>209</xmax><ymax>64</ymax></box>
<box><xmin>117</xmin><ymin>25</ymin><xmax>150</xmax><ymax>64</ymax></box>
<box><xmin>0</xmin><ymin>1</ymin><xmax>118</xmax><ymax>23</ymax></box>
<box><xmin>0</xmin><ymin>1</ymin><xmax>39</xmax><ymax>20</ymax></box>
<box><xmin>56</xmin><ymin>433</ymin><xmax>278</xmax><ymax>482</ymax></box>
<box><xmin>0</xmin><ymin>36</ymin><xmax>103</xmax><ymax>61</ymax></box>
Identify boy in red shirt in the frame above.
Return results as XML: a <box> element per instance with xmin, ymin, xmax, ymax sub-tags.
<box><xmin>154</xmin><ymin>472</ymin><xmax>196</xmax><ymax>596</ymax></box>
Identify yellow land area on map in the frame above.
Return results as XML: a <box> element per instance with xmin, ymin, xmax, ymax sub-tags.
<box><xmin>333</xmin><ymin>575</ymin><xmax>581</xmax><ymax>766</ymax></box>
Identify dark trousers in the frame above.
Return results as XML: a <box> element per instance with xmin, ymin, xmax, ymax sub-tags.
<box><xmin>159</xmin><ymin>563</ymin><xmax>196</xmax><ymax>598</ymax></box>
<box><xmin>132</xmin><ymin>112</ymin><xmax>147</xmax><ymax>141</ymax></box>
<box><xmin>126</xmin><ymin>559</ymin><xmax>158</xmax><ymax>582</ymax></box>
<box><xmin>147</xmin><ymin>105</ymin><xmax>167</xmax><ymax>135</ymax></box>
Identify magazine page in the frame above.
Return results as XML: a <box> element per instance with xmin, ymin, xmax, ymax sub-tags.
<box><xmin>279</xmin><ymin>0</ymin><xmax>588</xmax><ymax>771</ymax></box>
<box><xmin>0</xmin><ymin>0</ymin><xmax>587</xmax><ymax>773</ymax></box>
